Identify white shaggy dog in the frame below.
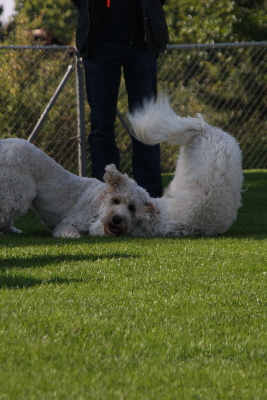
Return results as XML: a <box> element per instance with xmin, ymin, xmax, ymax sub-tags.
<box><xmin>128</xmin><ymin>96</ymin><xmax>243</xmax><ymax>236</ymax></box>
<box><xmin>1</xmin><ymin>97</ymin><xmax>243</xmax><ymax>238</ymax></box>
<box><xmin>0</xmin><ymin>138</ymin><xmax>151</xmax><ymax>238</ymax></box>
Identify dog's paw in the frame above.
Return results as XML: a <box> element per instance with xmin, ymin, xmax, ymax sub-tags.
<box><xmin>52</xmin><ymin>224</ymin><xmax>81</xmax><ymax>239</ymax></box>
<box><xmin>11</xmin><ymin>226</ymin><xmax>22</xmax><ymax>234</ymax></box>
<box><xmin>0</xmin><ymin>226</ymin><xmax>22</xmax><ymax>235</ymax></box>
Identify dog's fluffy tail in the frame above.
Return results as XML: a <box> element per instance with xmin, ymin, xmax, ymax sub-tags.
<box><xmin>128</xmin><ymin>95</ymin><xmax>205</xmax><ymax>146</ymax></box>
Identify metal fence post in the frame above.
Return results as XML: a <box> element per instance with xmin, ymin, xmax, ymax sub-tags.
<box><xmin>28</xmin><ymin>64</ymin><xmax>74</xmax><ymax>143</ymax></box>
<box><xmin>75</xmin><ymin>51</ymin><xmax>87</xmax><ymax>177</ymax></box>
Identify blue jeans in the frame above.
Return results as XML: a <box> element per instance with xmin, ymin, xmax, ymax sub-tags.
<box><xmin>83</xmin><ymin>41</ymin><xmax>162</xmax><ymax>197</ymax></box>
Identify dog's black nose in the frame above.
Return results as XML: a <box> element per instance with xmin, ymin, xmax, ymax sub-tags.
<box><xmin>112</xmin><ymin>215</ymin><xmax>123</xmax><ymax>225</ymax></box>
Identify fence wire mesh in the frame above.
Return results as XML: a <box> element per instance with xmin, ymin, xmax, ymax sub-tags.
<box><xmin>0</xmin><ymin>46</ymin><xmax>80</xmax><ymax>173</ymax></box>
<box><xmin>1</xmin><ymin>42</ymin><xmax>267</xmax><ymax>175</ymax></box>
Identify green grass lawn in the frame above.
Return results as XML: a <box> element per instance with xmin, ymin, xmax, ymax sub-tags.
<box><xmin>0</xmin><ymin>170</ymin><xmax>266</xmax><ymax>400</ymax></box>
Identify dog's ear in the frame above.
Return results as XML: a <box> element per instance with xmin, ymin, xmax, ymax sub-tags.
<box><xmin>136</xmin><ymin>201</ymin><xmax>159</xmax><ymax>223</ymax></box>
<box><xmin>103</xmin><ymin>164</ymin><xmax>128</xmax><ymax>187</ymax></box>
<box><xmin>145</xmin><ymin>202</ymin><xmax>159</xmax><ymax>213</ymax></box>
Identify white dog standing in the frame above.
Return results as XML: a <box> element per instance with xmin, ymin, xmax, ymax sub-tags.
<box><xmin>0</xmin><ymin>138</ymin><xmax>151</xmax><ymax>238</ymax></box>
<box><xmin>128</xmin><ymin>96</ymin><xmax>243</xmax><ymax>236</ymax></box>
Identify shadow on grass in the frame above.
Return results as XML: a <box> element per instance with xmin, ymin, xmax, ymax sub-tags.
<box><xmin>0</xmin><ymin>275</ymin><xmax>84</xmax><ymax>289</ymax></box>
<box><xmin>1</xmin><ymin>231</ymin><xmax>148</xmax><ymax>247</ymax></box>
<box><xmin>0</xmin><ymin>252</ymin><xmax>140</xmax><ymax>270</ymax></box>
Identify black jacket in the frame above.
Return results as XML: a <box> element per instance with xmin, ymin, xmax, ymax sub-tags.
<box><xmin>71</xmin><ymin>0</ymin><xmax>169</xmax><ymax>57</ymax></box>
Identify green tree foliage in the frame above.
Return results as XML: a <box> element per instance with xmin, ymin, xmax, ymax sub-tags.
<box><xmin>233</xmin><ymin>0</ymin><xmax>267</xmax><ymax>41</ymax></box>
<box><xmin>165</xmin><ymin>0</ymin><xmax>237</xmax><ymax>44</ymax></box>
<box><xmin>165</xmin><ymin>0</ymin><xmax>267</xmax><ymax>44</ymax></box>
<box><xmin>14</xmin><ymin>0</ymin><xmax>78</xmax><ymax>44</ymax></box>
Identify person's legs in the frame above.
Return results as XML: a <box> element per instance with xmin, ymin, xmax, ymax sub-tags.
<box><xmin>122</xmin><ymin>44</ymin><xmax>162</xmax><ymax>197</ymax></box>
<box><xmin>83</xmin><ymin>42</ymin><xmax>121</xmax><ymax>181</ymax></box>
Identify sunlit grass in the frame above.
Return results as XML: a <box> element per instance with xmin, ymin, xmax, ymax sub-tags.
<box><xmin>0</xmin><ymin>170</ymin><xmax>266</xmax><ymax>399</ymax></box>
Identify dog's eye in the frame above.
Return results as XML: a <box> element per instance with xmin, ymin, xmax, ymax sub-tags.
<box><xmin>114</xmin><ymin>199</ymin><xmax>120</xmax><ymax>205</ymax></box>
<box><xmin>128</xmin><ymin>204</ymin><xmax>136</xmax><ymax>212</ymax></box>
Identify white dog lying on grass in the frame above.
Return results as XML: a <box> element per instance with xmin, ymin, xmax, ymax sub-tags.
<box><xmin>127</xmin><ymin>95</ymin><xmax>243</xmax><ymax>236</ymax></box>
<box><xmin>0</xmin><ymin>96</ymin><xmax>243</xmax><ymax>238</ymax></box>
<box><xmin>0</xmin><ymin>138</ymin><xmax>152</xmax><ymax>238</ymax></box>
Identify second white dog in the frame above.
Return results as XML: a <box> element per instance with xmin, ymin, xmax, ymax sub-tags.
<box><xmin>0</xmin><ymin>139</ymin><xmax>151</xmax><ymax>238</ymax></box>
<box><xmin>128</xmin><ymin>96</ymin><xmax>243</xmax><ymax>236</ymax></box>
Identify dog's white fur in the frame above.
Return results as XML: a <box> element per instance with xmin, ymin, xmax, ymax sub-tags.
<box><xmin>128</xmin><ymin>96</ymin><xmax>243</xmax><ymax>236</ymax></box>
<box><xmin>1</xmin><ymin>96</ymin><xmax>243</xmax><ymax>238</ymax></box>
<box><xmin>0</xmin><ymin>138</ymin><xmax>151</xmax><ymax>238</ymax></box>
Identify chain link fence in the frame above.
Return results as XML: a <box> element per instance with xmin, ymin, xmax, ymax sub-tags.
<box><xmin>0</xmin><ymin>45</ymin><xmax>84</xmax><ymax>173</ymax></box>
<box><xmin>1</xmin><ymin>42</ymin><xmax>267</xmax><ymax>175</ymax></box>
